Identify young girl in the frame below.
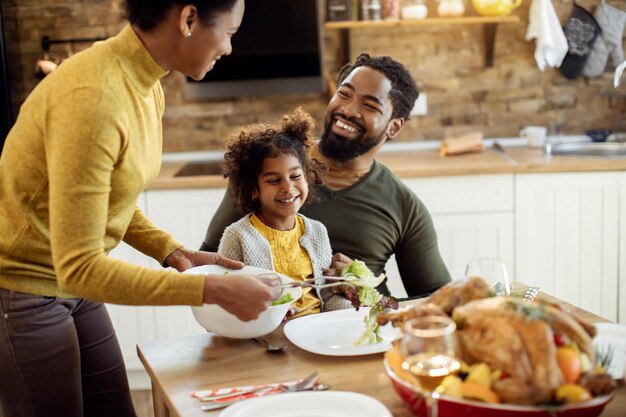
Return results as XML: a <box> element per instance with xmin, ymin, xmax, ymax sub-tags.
<box><xmin>218</xmin><ymin>108</ymin><xmax>335</xmax><ymax>317</ymax></box>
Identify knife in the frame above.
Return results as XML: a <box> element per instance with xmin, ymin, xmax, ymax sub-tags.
<box><xmin>492</xmin><ymin>141</ymin><xmax>518</xmax><ymax>166</ymax></box>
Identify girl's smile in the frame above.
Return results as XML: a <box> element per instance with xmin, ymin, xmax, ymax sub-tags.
<box><xmin>254</xmin><ymin>152</ymin><xmax>309</xmax><ymax>231</ymax></box>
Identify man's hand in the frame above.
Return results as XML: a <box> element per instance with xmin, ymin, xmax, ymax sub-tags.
<box><xmin>322</xmin><ymin>252</ymin><xmax>353</xmax><ymax>276</ymax></box>
<box><xmin>164</xmin><ymin>247</ymin><xmax>244</xmax><ymax>272</ymax></box>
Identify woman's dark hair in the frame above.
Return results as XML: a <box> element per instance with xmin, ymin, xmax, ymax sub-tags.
<box><xmin>124</xmin><ymin>0</ymin><xmax>240</xmax><ymax>31</ymax></box>
<box><xmin>337</xmin><ymin>52</ymin><xmax>419</xmax><ymax>121</ymax></box>
<box><xmin>223</xmin><ymin>108</ymin><xmax>325</xmax><ymax>214</ymax></box>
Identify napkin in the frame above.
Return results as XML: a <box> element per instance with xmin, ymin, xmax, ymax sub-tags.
<box><xmin>593</xmin><ymin>323</ymin><xmax>626</xmax><ymax>380</ymax></box>
<box><xmin>191</xmin><ymin>374</ymin><xmax>320</xmax><ymax>403</ymax></box>
<box><xmin>525</xmin><ymin>0</ymin><xmax>568</xmax><ymax>71</ymax></box>
<box><xmin>439</xmin><ymin>132</ymin><xmax>485</xmax><ymax>157</ymax></box>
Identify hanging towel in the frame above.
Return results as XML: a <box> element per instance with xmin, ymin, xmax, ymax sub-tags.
<box><xmin>525</xmin><ymin>0</ymin><xmax>569</xmax><ymax>71</ymax></box>
<box><xmin>560</xmin><ymin>3</ymin><xmax>601</xmax><ymax>79</ymax></box>
<box><xmin>582</xmin><ymin>1</ymin><xmax>626</xmax><ymax>77</ymax></box>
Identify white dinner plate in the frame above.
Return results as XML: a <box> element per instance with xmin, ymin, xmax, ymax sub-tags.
<box><xmin>283</xmin><ymin>307</ymin><xmax>399</xmax><ymax>356</ymax></box>
<box><xmin>219</xmin><ymin>391</ymin><xmax>392</xmax><ymax>417</ymax></box>
<box><xmin>593</xmin><ymin>322</ymin><xmax>626</xmax><ymax>380</ymax></box>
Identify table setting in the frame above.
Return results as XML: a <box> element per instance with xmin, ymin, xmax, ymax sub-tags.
<box><xmin>138</xmin><ymin>264</ymin><xmax>626</xmax><ymax>417</ymax></box>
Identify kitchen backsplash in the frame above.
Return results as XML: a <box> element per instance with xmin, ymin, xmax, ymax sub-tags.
<box><xmin>3</xmin><ymin>0</ymin><xmax>625</xmax><ymax>152</ymax></box>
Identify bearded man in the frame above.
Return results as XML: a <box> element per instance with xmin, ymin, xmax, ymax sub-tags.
<box><xmin>201</xmin><ymin>53</ymin><xmax>451</xmax><ymax>299</ymax></box>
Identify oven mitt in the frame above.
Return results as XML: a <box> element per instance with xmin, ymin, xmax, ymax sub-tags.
<box><xmin>582</xmin><ymin>2</ymin><xmax>626</xmax><ymax>77</ymax></box>
<box><xmin>560</xmin><ymin>3</ymin><xmax>601</xmax><ymax>79</ymax></box>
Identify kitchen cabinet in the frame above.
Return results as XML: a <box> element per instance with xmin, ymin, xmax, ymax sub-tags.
<box><xmin>324</xmin><ymin>15</ymin><xmax>520</xmax><ymax>67</ymax></box>
<box><xmin>144</xmin><ymin>188</ymin><xmax>227</xmax><ymax>344</ymax></box>
<box><xmin>107</xmin><ymin>192</ymin><xmax>157</xmax><ymax>389</ymax></box>
<box><xmin>619</xmin><ymin>172</ymin><xmax>626</xmax><ymax>324</ymax></box>
<box><xmin>385</xmin><ymin>174</ymin><xmax>515</xmax><ymax>297</ymax></box>
<box><xmin>515</xmin><ymin>172</ymin><xmax>620</xmax><ymax>322</ymax></box>
<box><xmin>108</xmin><ymin>170</ymin><xmax>625</xmax><ymax>388</ymax></box>
<box><xmin>107</xmin><ymin>189</ymin><xmax>228</xmax><ymax>389</ymax></box>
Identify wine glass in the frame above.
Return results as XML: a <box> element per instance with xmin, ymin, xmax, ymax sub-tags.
<box><xmin>400</xmin><ymin>316</ymin><xmax>460</xmax><ymax>417</ymax></box>
<box><xmin>464</xmin><ymin>257</ymin><xmax>511</xmax><ymax>296</ymax></box>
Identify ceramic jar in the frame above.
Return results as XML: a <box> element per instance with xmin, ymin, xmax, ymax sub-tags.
<box><xmin>438</xmin><ymin>0</ymin><xmax>465</xmax><ymax>17</ymax></box>
<box><xmin>401</xmin><ymin>0</ymin><xmax>428</xmax><ymax>20</ymax></box>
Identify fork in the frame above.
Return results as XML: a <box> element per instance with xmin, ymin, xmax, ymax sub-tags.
<box><xmin>200</xmin><ymin>372</ymin><xmax>320</xmax><ymax>411</ymax></box>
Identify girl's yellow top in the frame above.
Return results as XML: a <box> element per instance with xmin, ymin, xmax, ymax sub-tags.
<box><xmin>250</xmin><ymin>214</ymin><xmax>321</xmax><ymax>317</ymax></box>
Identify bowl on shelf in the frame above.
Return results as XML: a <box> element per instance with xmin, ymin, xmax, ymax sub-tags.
<box><xmin>184</xmin><ymin>265</ymin><xmax>302</xmax><ymax>338</ymax></box>
<box><xmin>383</xmin><ymin>358</ymin><xmax>613</xmax><ymax>417</ymax></box>
<box><xmin>472</xmin><ymin>0</ymin><xmax>522</xmax><ymax>16</ymax></box>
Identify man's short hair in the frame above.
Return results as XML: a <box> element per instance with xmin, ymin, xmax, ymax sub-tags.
<box><xmin>337</xmin><ymin>53</ymin><xmax>419</xmax><ymax>121</ymax></box>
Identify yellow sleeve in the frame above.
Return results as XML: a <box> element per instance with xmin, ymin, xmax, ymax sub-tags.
<box><xmin>124</xmin><ymin>207</ymin><xmax>183</xmax><ymax>265</ymax></box>
<box><xmin>46</xmin><ymin>86</ymin><xmax>203</xmax><ymax>305</ymax></box>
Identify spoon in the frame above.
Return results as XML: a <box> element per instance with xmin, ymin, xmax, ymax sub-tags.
<box><xmin>253</xmin><ymin>337</ymin><xmax>287</xmax><ymax>352</ymax></box>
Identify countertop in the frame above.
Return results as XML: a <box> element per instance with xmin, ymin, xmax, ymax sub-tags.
<box><xmin>149</xmin><ymin>138</ymin><xmax>626</xmax><ymax>190</ymax></box>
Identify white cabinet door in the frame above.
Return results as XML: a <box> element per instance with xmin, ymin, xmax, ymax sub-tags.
<box><xmin>433</xmin><ymin>212</ymin><xmax>514</xmax><ymax>281</ymax></box>
<box><xmin>386</xmin><ymin>175</ymin><xmax>515</xmax><ymax>296</ymax></box>
<box><xmin>144</xmin><ymin>188</ymin><xmax>228</xmax><ymax>341</ymax></box>
<box><xmin>619</xmin><ymin>173</ymin><xmax>626</xmax><ymax>324</ymax></box>
<box><xmin>515</xmin><ymin>172</ymin><xmax>619</xmax><ymax>321</ymax></box>
<box><xmin>107</xmin><ymin>189</ymin><xmax>228</xmax><ymax>387</ymax></box>
<box><xmin>106</xmin><ymin>192</ymin><xmax>157</xmax><ymax>388</ymax></box>
<box><xmin>145</xmin><ymin>188</ymin><xmax>227</xmax><ymax>251</ymax></box>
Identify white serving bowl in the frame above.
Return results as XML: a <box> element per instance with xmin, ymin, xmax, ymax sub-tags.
<box><xmin>184</xmin><ymin>265</ymin><xmax>302</xmax><ymax>338</ymax></box>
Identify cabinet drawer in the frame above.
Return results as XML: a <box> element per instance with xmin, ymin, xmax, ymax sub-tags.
<box><xmin>402</xmin><ymin>174</ymin><xmax>514</xmax><ymax>214</ymax></box>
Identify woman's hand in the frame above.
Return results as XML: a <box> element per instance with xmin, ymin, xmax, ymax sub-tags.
<box><xmin>164</xmin><ymin>247</ymin><xmax>244</xmax><ymax>272</ymax></box>
<box><xmin>322</xmin><ymin>252</ymin><xmax>353</xmax><ymax>276</ymax></box>
<box><xmin>202</xmin><ymin>274</ymin><xmax>276</xmax><ymax>321</ymax></box>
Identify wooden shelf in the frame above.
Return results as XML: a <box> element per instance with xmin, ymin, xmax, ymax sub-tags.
<box><xmin>324</xmin><ymin>15</ymin><xmax>520</xmax><ymax>30</ymax></box>
<box><xmin>324</xmin><ymin>16</ymin><xmax>521</xmax><ymax>67</ymax></box>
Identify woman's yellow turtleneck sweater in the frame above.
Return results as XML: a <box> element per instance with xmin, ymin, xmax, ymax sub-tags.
<box><xmin>0</xmin><ymin>26</ymin><xmax>205</xmax><ymax>305</ymax></box>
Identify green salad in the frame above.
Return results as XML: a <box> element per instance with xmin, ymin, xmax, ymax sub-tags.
<box><xmin>332</xmin><ymin>260</ymin><xmax>398</xmax><ymax>346</ymax></box>
<box><xmin>271</xmin><ymin>292</ymin><xmax>294</xmax><ymax>306</ymax></box>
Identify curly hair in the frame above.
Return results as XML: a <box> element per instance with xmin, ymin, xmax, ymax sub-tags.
<box><xmin>124</xmin><ymin>0</ymin><xmax>240</xmax><ymax>32</ymax></box>
<box><xmin>223</xmin><ymin>108</ymin><xmax>325</xmax><ymax>214</ymax></box>
<box><xmin>337</xmin><ymin>52</ymin><xmax>419</xmax><ymax>121</ymax></box>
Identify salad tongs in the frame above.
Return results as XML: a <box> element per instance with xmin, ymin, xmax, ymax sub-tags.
<box><xmin>275</xmin><ymin>276</ymin><xmax>358</xmax><ymax>290</ymax></box>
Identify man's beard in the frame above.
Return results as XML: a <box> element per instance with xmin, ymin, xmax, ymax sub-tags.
<box><xmin>319</xmin><ymin>120</ymin><xmax>388</xmax><ymax>163</ymax></box>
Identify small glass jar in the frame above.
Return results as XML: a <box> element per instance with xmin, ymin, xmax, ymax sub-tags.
<box><xmin>361</xmin><ymin>0</ymin><xmax>383</xmax><ymax>21</ymax></box>
<box><xmin>437</xmin><ymin>0</ymin><xmax>465</xmax><ymax>17</ymax></box>
<box><xmin>401</xmin><ymin>0</ymin><xmax>428</xmax><ymax>20</ymax></box>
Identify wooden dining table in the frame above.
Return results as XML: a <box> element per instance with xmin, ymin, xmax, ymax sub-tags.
<box><xmin>137</xmin><ymin>285</ymin><xmax>625</xmax><ymax>417</ymax></box>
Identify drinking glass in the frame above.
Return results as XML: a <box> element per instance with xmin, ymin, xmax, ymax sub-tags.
<box><xmin>464</xmin><ymin>257</ymin><xmax>511</xmax><ymax>296</ymax></box>
<box><xmin>400</xmin><ymin>316</ymin><xmax>460</xmax><ymax>417</ymax></box>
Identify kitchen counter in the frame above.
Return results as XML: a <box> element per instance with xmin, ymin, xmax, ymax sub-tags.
<box><xmin>149</xmin><ymin>139</ymin><xmax>626</xmax><ymax>190</ymax></box>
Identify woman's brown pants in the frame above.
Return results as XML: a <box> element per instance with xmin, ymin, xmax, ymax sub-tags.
<box><xmin>0</xmin><ymin>289</ymin><xmax>137</xmax><ymax>417</ymax></box>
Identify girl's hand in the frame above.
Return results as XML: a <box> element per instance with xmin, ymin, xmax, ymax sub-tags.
<box><xmin>322</xmin><ymin>252</ymin><xmax>353</xmax><ymax>276</ymax></box>
<box><xmin>164</xmin><ymin>247</ymin><xmax>244</xmax><ymax>272</ymax></box>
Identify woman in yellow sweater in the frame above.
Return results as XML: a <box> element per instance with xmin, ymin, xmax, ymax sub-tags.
<box><xmin>0</xmin><ymin>1</ymin><xmax>277</xmax><ymax>416</ymax></box>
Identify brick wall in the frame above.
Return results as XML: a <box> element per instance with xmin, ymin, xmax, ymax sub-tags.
<box><xmin>3</xmin><ymin>0</ymin><xmax>625</xmax><ymax>152</ymax></box>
